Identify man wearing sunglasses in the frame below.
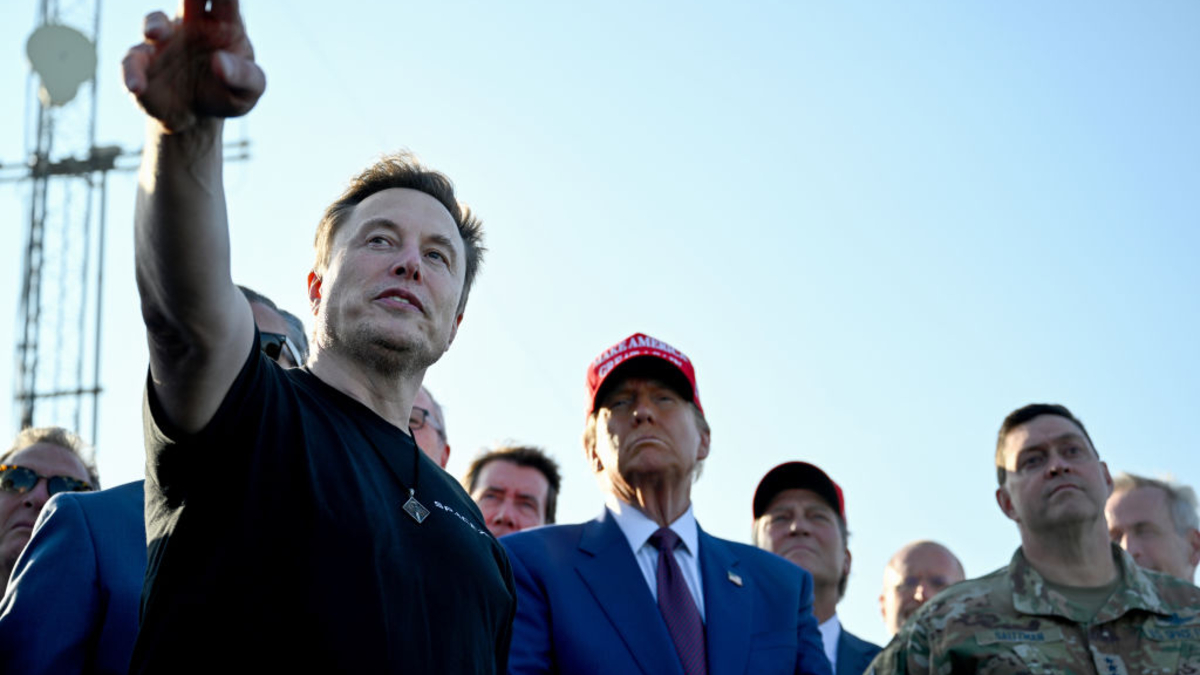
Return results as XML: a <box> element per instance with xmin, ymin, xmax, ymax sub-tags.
<box><xmin>122</xmin><ymin>3</ymin><xmax>511</xmax><ymax>673</ymax></box>
<box><xmin>0</xmin><ymin>427</ymin><xmax>96</xmax><ymax>587</ymax></box>
<box><xmin>241</xmin><ymin>285</ymin><xmax>309</xmax><ymax>369</ymax></box>
<box><xmin>0</xmin><ymin>288</ymin><xmax>306</xmax><ymax>675</ymax></box>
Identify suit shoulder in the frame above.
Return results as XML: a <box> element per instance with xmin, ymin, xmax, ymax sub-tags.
<box><xmin>840</xmin><ymin>628</ymin><xmax>882</xmax><ymax>654</ymax></box>
<box><xmin>59</xmin><ymin>475</ymin><xmax>144</xmax><ymax>516</ymax></box>
<box><xmin>719</xmin><ymin>537</ymin><xmax>800</xmax><ymax>571</ymax></box>
<box><xmin>840</xmin><ymin>628</ymin><xmax>883</xmax><ymax>675</ymax></box>
<box><xmin>70</xmin><ymin>480</ymin><xmax>144</xmax><ymax>508</ymax></box>
<box><xmin>501</xmin><ymin>522</ymin><xmax>587</xmax><ymax>556</ymax></box>
<box><xmin>704</xmin><ymin>535</ymin><xmax>813</xmax><ymax>585</ymax></box>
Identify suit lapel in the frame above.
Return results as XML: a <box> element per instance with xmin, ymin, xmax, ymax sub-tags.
<box><xmin>835</xmin><ymin>630</ymin><xmax>849</xmax><ymax>675</ymax></box>
<box><xmin>575</xmin><ymin>511</ymin><xmax>684</xmax><ymax>675</ymax></box>
<box><xmin>699</xmin><ymin>529</ymin><xmax>752</xmax><ymax>675</ymax></box>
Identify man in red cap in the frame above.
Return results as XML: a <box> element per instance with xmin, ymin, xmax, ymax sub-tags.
<box><xmin>502</xmin><ymin>333</ymin><xmax>832</xmax><ymax>675</ymax></box>
<box><xmin>753</xmin><ymin>463</ymin><xmax>881</xmax><ymax>675</ymax></box>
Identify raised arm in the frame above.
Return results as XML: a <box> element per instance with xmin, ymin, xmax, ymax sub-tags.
<box><xmin>123</xmin><ymin>0</ymin><xmax>266</xmax><ymax>433</ymax></box>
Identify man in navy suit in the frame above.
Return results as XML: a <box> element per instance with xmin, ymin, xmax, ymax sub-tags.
<box><xmin>0</xmin><ymin>481</ymin><xmax>145</xmax><ymax>675</ymax></box>
<box><xmin>503</xmin><ymin>333</ymin><xmax>832</xmax><ymax>675</ymax></box>
<box><xmin>752</xmin><ymin>463</ymin><xmax>882</xmax><ymax>675</ymax></box>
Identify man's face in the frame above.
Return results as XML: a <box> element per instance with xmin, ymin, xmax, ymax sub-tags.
<box><xmin>755</xmin><ymin>488</ymin><xmax>848</xmax><ymax>592</ymax></box>
<box><xmin>1106</xmin><ymin>486</ymin><xmax>1200</xmax><ymax>582</ymax></box>
<box><xmin>588</xmin><ymin>376</ymin><xmax>709</xmax><ymax>499</ymax></box>
<box><xmin>308</xmin><ymin>188</ymin><xmax>465</xmax><ymax>374</ymax></box>
<box><xmin>0</xmin><ymin>443</ymin><xmax>91</xmax><ymax>575</ymax></box>
<box><xmin>879</xmin><ymin>543</ymin><xmax>964</xmax><ymax>636</ymax></box>
<box><xmin>410</xmin><ymin>387</ymin><xmax>449</xmax><ymax>468</ymax></box>
<box><xmin>470</xmin><ymin>459</ymin><xmax>550</xmax><ymax>537</ymax></box>
<box><xmin>996</xmin><ymin>414</ymin><xmax>1113</xmax><ymax>536</ymax></box>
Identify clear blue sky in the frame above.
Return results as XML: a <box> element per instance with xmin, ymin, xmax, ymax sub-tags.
<box><xmin>2</xmin><ymin>1</ymin><xmax>1198</xmax><ymax>646</ymax></box>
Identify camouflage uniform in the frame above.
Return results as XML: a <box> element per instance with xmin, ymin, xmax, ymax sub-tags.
<box><xmin>868</xmin><ymin>544</ymin><xmax>1200</xmax><ymax>674</ymax></box>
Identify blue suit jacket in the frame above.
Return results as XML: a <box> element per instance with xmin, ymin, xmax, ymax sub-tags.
<box><xmin>836</xmin><ymin>627</ymin><xmax>881</xmax><ymax>675</ymax></box>
<box><xmin>0</xmin><ymin>481</ymin><xmax>147</xmax><ymax>675</ymax></box>
<box><xmin>502</xmin><ymin>510</ymin><xmax>833</xmax><ymax>675</ymax></box>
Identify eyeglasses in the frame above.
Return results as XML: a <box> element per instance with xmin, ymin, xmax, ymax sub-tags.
<box><xmin>0</xmin><ymin>464</ymin><xmax>93</xmax><ymax>497</ymax></box>
<box><xmin>409</xmin><ymin>406</ymin><xmax>446</xmax><ymax>440</ymax></box>
<box><xmin>260</xmin><ymin>331</ymin><xmax>303</xmax><ymax>367</ymax></box>
<box><xmin>894</xmin><ymin>575</ymin><xmax>953</xmax><ymax>593</ymax></box>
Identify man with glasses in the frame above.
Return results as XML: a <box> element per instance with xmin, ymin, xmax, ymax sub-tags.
<box><xmin>0</xmin><ymin>289</ymin><xmax>308</xmax><ymax>675</ymax></box>
<box><xmin>0</xmin><ymin>427</ymin><xmax>96</xmax><ymax>587</ymax></box>
<box><xmin>878</xmin><ymin>541</ymin><xmax>964</xmax><ymax>638</ymax></box>
<box><xmin>122</xmin><ymin>2</ymin><xmax>512</xmax><ymax>673</ymax></box>
<box><xmin>411</xmin><ymin>386</ymin><xmax>451</xmax><ymax>468</ymax></box>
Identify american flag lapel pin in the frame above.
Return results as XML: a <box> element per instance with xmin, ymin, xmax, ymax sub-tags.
<box><xmin>727</xmin><ymin>570</ymin><xmax>743</xmax><ymax>587</ymax></box>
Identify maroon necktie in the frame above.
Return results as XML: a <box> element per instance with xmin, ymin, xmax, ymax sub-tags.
<box><xmin>650</xmin><ymin>527</ymin><xmax>707</xmax><ymax>675</ymax></box>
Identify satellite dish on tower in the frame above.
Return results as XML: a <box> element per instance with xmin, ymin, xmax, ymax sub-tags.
<box><xmin>26</xmin><ymin>23</ymin><xmax>97</xmax><ymax>107</ymax></box>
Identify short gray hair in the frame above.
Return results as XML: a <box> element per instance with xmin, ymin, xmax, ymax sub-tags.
<box><xmin>1113</xmin><ymin>472</ymin><xmax>1200</xmax><ymax>534</ymax></box>
<box><xmin>1</xmin><ymin>426</ymin><xmax>99</xmax><ymax>488</ymax></box>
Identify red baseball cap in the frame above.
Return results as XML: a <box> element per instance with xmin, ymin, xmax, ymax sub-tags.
<box><xmin>753</xmin><ymin>462</ymin><xmax>846</xmax><ymax>524</ymax></box>
<box><xmin>585</xmin><ymin>333</ymin><xmax>702</xmax><ymax>415</ymax></box>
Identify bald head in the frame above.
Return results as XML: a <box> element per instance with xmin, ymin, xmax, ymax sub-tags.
<box><xmin>880</xmin><ymin>540</ymin><xmax>965</xmax><ymax>636</ymax></box>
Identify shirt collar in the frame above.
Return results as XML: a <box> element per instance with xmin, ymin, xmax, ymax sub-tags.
<box><xmin>817</xmin><ymin>614</ymin><xmax>841</xmax><ymax>670</ymax></box>
<box><xmin>605</xmin><ymin>495</ymin><xmax>699</xmax><ymax>556</ymax></box>
<box><xmin>1008</xmin><ymin>543</ymin><xmax>1169</xmax><ymax>621</ymax></box>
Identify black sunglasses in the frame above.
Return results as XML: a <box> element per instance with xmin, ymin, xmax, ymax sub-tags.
<box><xmin>0</xmin><ymin>464</ymin><xmax>93</xmax><ymax>497</ymax></box>
<box><xmin>260</xmin><ymin>331</ymin><xmax>303</xmax><ymax>367</ymax></box>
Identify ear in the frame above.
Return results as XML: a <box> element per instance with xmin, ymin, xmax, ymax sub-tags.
<box><xmin>996</xmin><ymin>486</ymin><xmax>1017</xmax><ymax>522</ymax></box>
<box><xmin>843</xmin><ymin>547</ymin><xmax>853</xmax><ymax>578</ymax></box>
<box><xmin>584</xmin><ymin>415</ymin><xmax>605</xmax><ymax>474</ymax></box>
<box><xmin>585</xmin><ymin>444</ymin><xmax>604</xmax><ymax>474</ymax></box>
<box><xmin>696</xmin><ymin>423</ymin><xmax>711</xmax><ymax>462</ymax></box>
<box><xmin>441</xmin><ymin>444</ymin><xmax>451</xmax><ymax>469</ymax></box>
<box><xmin>879</xmin><ymin>565</ymin><xmax>897</xmax><ymax>619</ymax></box>
<box><xmin>1100</xmin><ymin>461</ymin><xmax>1114</xmax><ymax>497</ymax></box>
<box><xmin>1186</xmin><ymin>528</ymin><xmax>1200</xmax><ymax>567</ymax></box>
<box><xmin>307</xmin><ymin>271</ymin><xmax>322</xmax><ymax>315</ymax></box>
<box><xmin>446</xmin><ymin>312</ymin><xmax>464</xmax><ymax>349</ymax></box>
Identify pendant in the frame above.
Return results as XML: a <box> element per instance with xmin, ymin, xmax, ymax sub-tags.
<box><xmin>403</xmin><ymin>490</ymin><xmax>430</xmax><ymax>524</ymax></box>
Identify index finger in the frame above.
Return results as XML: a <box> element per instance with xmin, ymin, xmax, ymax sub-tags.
<box><xmin>179</xmin><ymin>0</ymin><xmax>206</xmax><ymax>20</ymax></box>
<box><xmin>208</xmin><ymin>0</ymin><xmax>242</xmax><ymax>22</ymax></box>
<box><xmin>179</xmin><ymin>0</ymin><xmax>240</xmax><ymax>21</ymax></box>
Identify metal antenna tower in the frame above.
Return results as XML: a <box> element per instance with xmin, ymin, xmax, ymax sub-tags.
<box><xmin>0</xmin><ymin>0</ymin><xmax>132</xmax><ymax>446</ymax></box>
<box><xmin>1</xmin><ymin>2</ymin><xmax>249</xmax><ymax>450</ymax></box>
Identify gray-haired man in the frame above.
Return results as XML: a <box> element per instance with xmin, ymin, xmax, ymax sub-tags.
<box><xmin>1106</xmin><ymin>472</ymin><xmax>1200</xmax><ymax>583</ymax></box>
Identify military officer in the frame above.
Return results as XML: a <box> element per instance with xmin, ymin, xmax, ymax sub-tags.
<box><xmin>869</xmin><ymin>403</ymin><xmax>1200</xmax><ymax>674</ymax></box>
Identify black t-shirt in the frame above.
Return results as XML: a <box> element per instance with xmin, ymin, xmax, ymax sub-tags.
<box><xmin>132</xmin><ymin>337</ymin><xmax>515</xmax><ymax>674</ymax></box>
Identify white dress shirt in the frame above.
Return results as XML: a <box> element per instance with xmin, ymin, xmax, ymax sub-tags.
<box><xmin>818</xmin><ymin>614</ymin><xmax>841</xmax><ymax>672</ymax></box>
<box><xmin>605</xmin><ymin>495</ymin><xmax>706</xmax><ymax>621</ymax></box>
